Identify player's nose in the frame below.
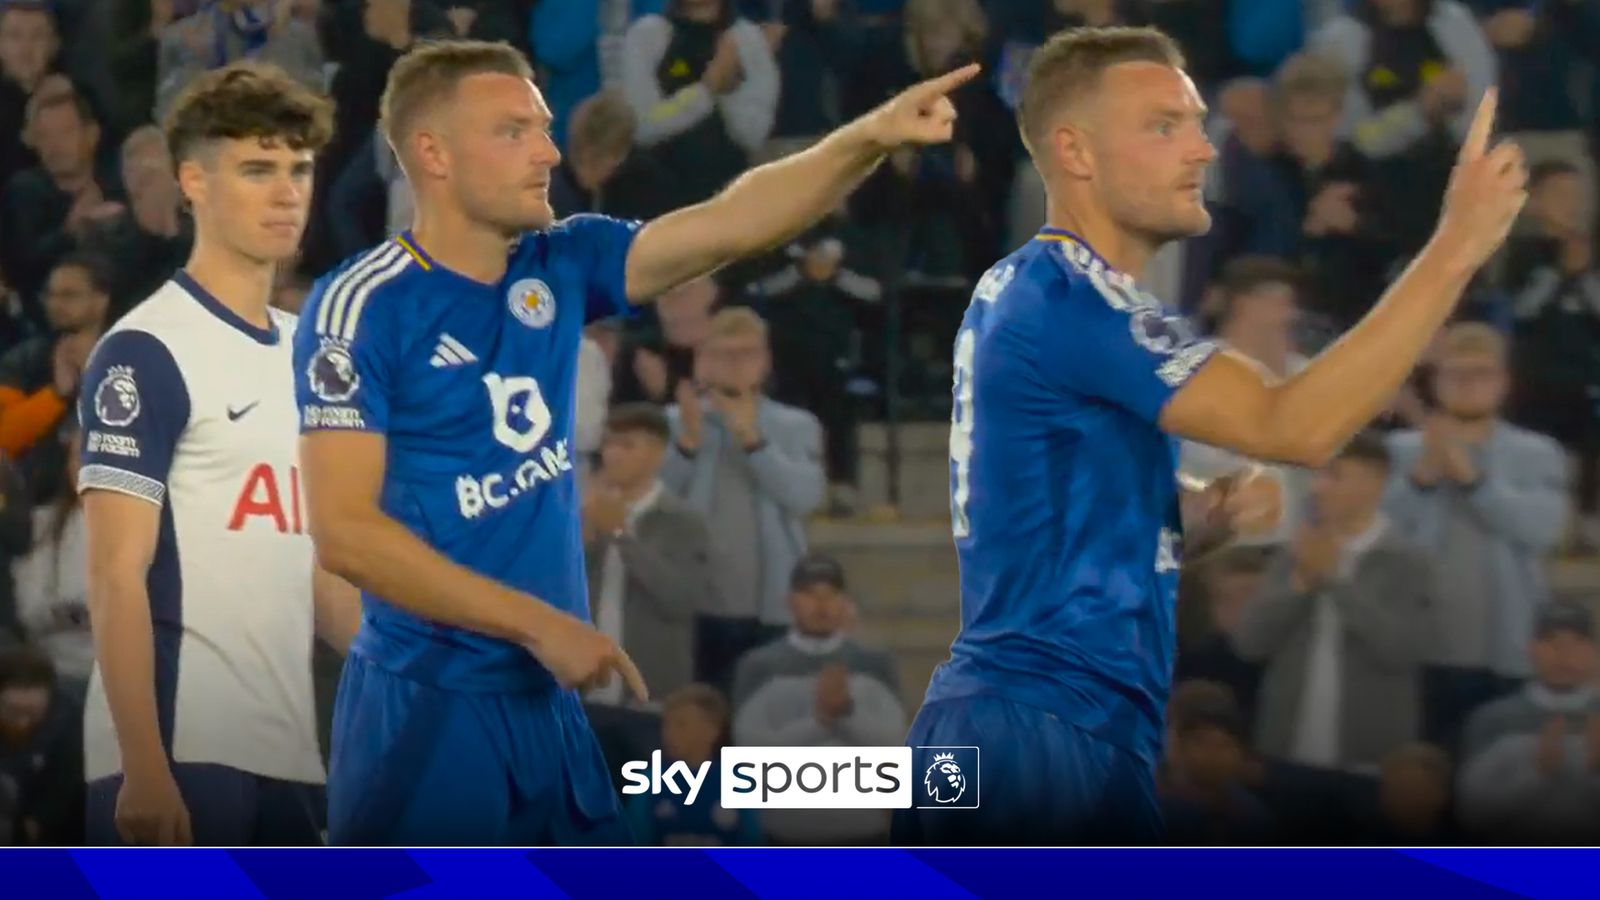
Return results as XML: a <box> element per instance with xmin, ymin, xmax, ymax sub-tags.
<box><xmin>536</xmin><ymin>132</ymin><xmax>561</xmax><ymax>169</ymax></box>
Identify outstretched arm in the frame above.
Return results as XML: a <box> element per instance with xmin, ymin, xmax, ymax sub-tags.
<box><xmin>1161</xmin><ymin>91</ymin><xmax>1526</xmax><ymax>466</ymax></box>
<box><xmin>621</xmin><ymin>64</ymin><xmax>982</xmax><ymax>303</ymax></box>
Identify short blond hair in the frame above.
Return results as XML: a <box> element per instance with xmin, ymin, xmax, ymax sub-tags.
<box><xmin>568</xmin><ymin>90</ymin><xmax>636</xmax><ymax>159</ymax></box>
<box><xmin>1440</xmin><ymin>321</ymin><xmax>1507</xmax><ymax>364</ymax></box>
<box><xmin>1273</xmin><ymin>51</ymin><xmax>1348</xmax><ymax>110</ymax></box>
<box><xmin>709</xmin><ymin>306</ymin><xmax>769</xmax><ymax>342</ymax></box>
<box><xmin>380</xmin><ymin>40</ymin><xmax>534</xmax><ymax>150</ymax></box>
<box><xmin>903</xmin><ymin>0</ymin><xmax>988</xmax><ymax>73</ymax></box>
<box><xmin>1018</xmin><ymin>26</ymin><xmax>1185</xmax><ymax>160</ymax></box>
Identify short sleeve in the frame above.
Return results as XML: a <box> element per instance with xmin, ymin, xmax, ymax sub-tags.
<box><xmin>1036</xmin><ymin>268</ymin><xmax>1217</xmax><ymax>424</ymax></box>
<box><xmin>562</xmin><ymin>213</ymin><xmax>642</xmax><ymax>323</ymax></box>
<box><xmin>76</xmin><ymin>330</ymin><xmax>191</xmax><ymax>506</ymax></box>
<box><xmin>294</xmin><ymin>274</ymin><xmax>397</xmax><ymax>434</ymax></box>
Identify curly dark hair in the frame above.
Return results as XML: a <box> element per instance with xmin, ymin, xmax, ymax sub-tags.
<box><xmin>162</xmin><ymin>62</ymin><xmax>334</xmax><ymax>166</ymax></box>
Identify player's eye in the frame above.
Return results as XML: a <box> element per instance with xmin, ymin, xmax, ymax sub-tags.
<box><xmin>1153</xmin><ymin>120</ymin><xmax>1175</xmax><ymax>137</ymax></box>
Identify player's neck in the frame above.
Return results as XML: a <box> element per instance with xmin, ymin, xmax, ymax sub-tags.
<box><xmin>1044</xmin><ymin>203</ymin><xmax>1155</xmax><ymax>277</ymax></box>
<box><xmin>183</xmin><ymin>240</ymin><xmax>276</xmax><ymax>329</ymax></box>
<box><xmin>410</xmin><ymin>208</ymin><xmax>513</xmax><ymax>285</ymax></box>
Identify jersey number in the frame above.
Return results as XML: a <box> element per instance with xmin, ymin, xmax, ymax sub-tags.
<box><xmin>950</xmin><ymin>328</ymin><xmax>976</xmax><ymax>538</ymax></box>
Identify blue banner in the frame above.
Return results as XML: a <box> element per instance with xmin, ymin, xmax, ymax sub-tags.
<box><xmin>3</xmin><ymin>849</ymin><xmax>1598</xmax><ymax>898</ymax></box>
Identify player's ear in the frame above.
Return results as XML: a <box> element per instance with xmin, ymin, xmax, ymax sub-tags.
<box><xmin>1056</xmin><ymin>124</ymin><xmax>1093</xmax><ymax>180</ymax></box>
<box><xmin>176</xmin><ymin>156</ymin><xmax>207</xmax><ymax>209</ymax></box>
<box><xmin>411</xmin><ymin>129</ymin><xmax>450</xmax><ymax>181</ymax></box>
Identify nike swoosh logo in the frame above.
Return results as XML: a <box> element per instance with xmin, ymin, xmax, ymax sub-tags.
<box><xmin>227</xmin><ymin>402</ymin><xmax>260</xmax><ymax>422</ymax></box>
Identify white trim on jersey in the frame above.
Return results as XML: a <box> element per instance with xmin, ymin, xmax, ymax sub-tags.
<box><xmin>340</xmin><ymin>249</ymin><xmax>414</xmax><ymax>342</ymax></box>
<box><xmin>78</xmin><ymin>463</ymin><xmax>165</xmax><ymax>505</ymax></box>
<box><xmin>317</xmin><ymin>243</ymin><xmax>404</xmax><ymax>339</ymax></box>
<box><xmin>429</xmin><ymin>333</ymin><xmax>478</xmax><ymax>368</ymax></box>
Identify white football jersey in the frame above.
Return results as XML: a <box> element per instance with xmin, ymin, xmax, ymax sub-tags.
<box><xmin>77</xmin><ymin>273</ymin><xmax>323</xmax><ymax>784</ymax></box>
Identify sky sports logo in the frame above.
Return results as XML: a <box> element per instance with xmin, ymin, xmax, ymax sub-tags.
<box><xmin>620</xmin><ymin>746</ymin><xmax>979</xmax><ymax>810</ymax></box>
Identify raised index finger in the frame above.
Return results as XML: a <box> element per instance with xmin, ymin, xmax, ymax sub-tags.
<box><xmin>1458</xmin><ymin>87</ymin><xmax>1496</xmax><ymax>163</ymax></box>
<box><xmin>913</xmin><ymin>63</ymin><xmax>982</xmax><ymax>101</ymax></box>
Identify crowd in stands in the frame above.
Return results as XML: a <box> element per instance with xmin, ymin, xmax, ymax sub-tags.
<box><xmin>1</xmin><ymin>0</ymin><xmax>1600</xmax><ymax>846</ymax></box>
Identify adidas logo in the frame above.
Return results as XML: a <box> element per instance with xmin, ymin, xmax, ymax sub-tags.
<box><xmin>430</xmin><ymin>333</ymin><xmax>477</xmax><ymax>368</ymax></box>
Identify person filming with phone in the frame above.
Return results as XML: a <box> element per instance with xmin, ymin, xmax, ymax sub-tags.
<box><xmin>664</xmin><ymin>306</ymin><xmax>825</xmax><ymax>694</ymax></box>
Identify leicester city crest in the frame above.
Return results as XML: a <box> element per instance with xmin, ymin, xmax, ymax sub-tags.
<box><xmin>507</xmin><ymin>277</ymin><xmax>557</xmax><ymax>329</ymax></box>
<box><xmin>308</xmin><ymin>340</ymin><xmax>360</xmax><ymax>403</ymax></box>
<box><xmin>94</xmin><ymin>365</ymin><xmax>141</xmax><ymax>427</ymax></box>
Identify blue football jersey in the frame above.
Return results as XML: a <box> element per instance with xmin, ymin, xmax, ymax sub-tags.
<box><xmin>293</xmin><ymin>215</ymin><xmax>639</xmax><ymax>692</ymax></box>
<box><xmin>924</xmin><ymin>227</ymin><xmax>1220</xmax><ymax>765</ymax></box>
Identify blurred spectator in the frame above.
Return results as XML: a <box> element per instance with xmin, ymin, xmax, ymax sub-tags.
<box><xmin>550</xmin><ymin>90</ymin><xmax>674</xmax><ymax>222</ymax></box>
<box><xmin>622</xmin><ymin>0</ymin><xmax>778</xmax><ymax>209</ymax></box>
<box><xmin>0</xmin><ymin>253</ymin><xmax>110</xmax><ymax>503</ymax></box>
<box><xmin>1457</xmin><ymin>598</ymin><xmax>1600</xmax><ymax>843</ymax></box>
<box><xmin>0</xmin><ymin>1</ymin><xmax>60</xmax><ymax>191</ymax></box>
<box><xmin>1224</xmin><ymin>0</ymin><xmax>1313</xmax><ymax>77</ymax></box>
<box><xmin>751</xmin><ymin>0</ymin><xmax>864</xmax><ymax>160</ymax></box>
<box><xmin>529</xmin><ymin>0</ymin><xmax>632</xmax><ymax>151</ymax></box>
<box><xmin>1273</xmin><ymin>51</ymin><xmax>1404</xmax><ymax>326</ymax></box>
<box><xmin>1502</xmin><ymin>162</ymin><xmax>1600</xmax><ymax>546</ymax></box>
<box><xmin>1183</xmin><ymin>257</ymin><xmax>1310</xmax><ymax>546</ymax></box>
<box><xmin>664</xmin><ymin>307</ymin><xmax>824</xmax><ymax>692</ymax></box>
<box><xmin>748</xmin><ymin>226</ymin><xmax>879</xmax><ymax>507</ymax></box>
<box><xmin>583</xmin><ymin>404</ymin><xmax>713</xmax><ymax>705</ymax></box>
<box><xmin>1359</xmin><ymin>741</ymin><xmax>1460</xmax><ymax>843</ymax></box>
<box><xmin>154</xmin><ymin>0</ymin><xmax>325</xmax><ymax>121</ymax></box>
<box><xmin>1313</xmin><ymin>0</ymin><xmax>1497</xmax><ymax>161</ymax></box>
<box><xmin>1159</xmin><ymin>679</ymin><xmax>1274</xmax><ymax>845</ymax></box>
<box><xmin>1175</xmin><ymin>548</ymin><xmax>1268</xmax><ymax>730</ymax></box>
<box><xmin>437</xmin><ymin>0</ymin><xmax>526</xmax><ymax>46</ymax></box>
<box><xmin>1233</xmin><ymin>432</ymin><xmax>1432</xmax><ymax>772</ymax></box>
<box><xmin>613</xmin><ymin>274</ymin><xmax>718</xmax><ymax>405</ymax></box>
<box><xmin>1205</xmin><ymin>78</ymin><xmax>1288</xmax><ymax>266</ymax></box>
<box><xmin>82</xmin><ymin>126</ymin><xmax>191</xmax><ymax>319</ymax></box>
<box><xmin>732</xmin><ymin>553</ymin><xmax>904</xmax><ymax>844</ymax></box>
<box><xmin>11</xmin><ymin>419</ymin><xmax>87</xmax><ymax>694</ymax></box>
<box><xmin>1469</xmin><ymin>0</ymin><xmax>1600</xmax><ymax>229</ymax></box>
<box><xmin>324</xmin><ymin>127</ymin><xmax>412</xmax><ymax>257</ymax></box>
<box><xmin>317</xmin><ymin>0</ymin><xmax>449</xmax><ymax>210</ymax></box>
<box><xmin>626</xmin><ymin>684</ymin><xmax>762</xmax><ymax>845</ymax></box>
<box><xmin>1387</xmin><ymin>323</ymin><xmax>1569</xmax><ymax>750</ymax></box>
<box><xmin>1</xmin><ymin>85</ymin><xmax>121</xmax><ymax>310</ymax></box>
<box><xmin>849</xmin><ymin>0</ymin><xmax>1013</xmax><ymax>282</ymax></box>
<box><xmin>0</xmin><ymin>457</ymin><xmax>31</xmax><ymax>643</ymax></box>
<box><xmin>107</xmin><ymin>0</ymin><xmax>178</xmax><ymax>135</ymax></box>
<box><xmin>0</xmin><ymin>645</ymin><xmax>83</xmax><ymax>845</ymax></box>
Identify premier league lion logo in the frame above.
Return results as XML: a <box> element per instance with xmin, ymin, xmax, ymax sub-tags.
<box><xmin>1129</xmin><ymin>308</ymin><xmax>1194</xmax><ymax>355</ymax></box>
<box><xmin>923</xmin><ymin>752</ymin><xmax>966</xmax><ymax>804</ymax></box>
<box><xmin>94</xmin><ymin>366</ymin><xmax>141</xmax><ymax>427</ymax></box>
<box><xmin>308</xmin><ymin>341</ymin><xmax>360</xmax><ymax>403</ymax></box>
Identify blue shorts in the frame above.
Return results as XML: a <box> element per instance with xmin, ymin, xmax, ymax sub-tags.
<box><xmin>87</xmin><ymin>763</ymin><xmax>323</xmax><ymax>846</ymax></box>
<box><xmin>327</xmin><ymin>652</ymin><xmax>631</xmax><ymax>846</ymax></box>
<box><xmin>891</xmin><ymin>695</ymin><xmax>1163</xmax><ymax>846</ymax></box>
